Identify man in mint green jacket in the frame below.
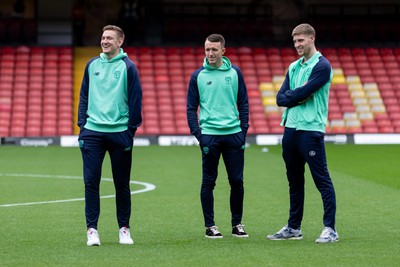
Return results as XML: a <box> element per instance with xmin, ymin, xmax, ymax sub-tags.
<box><xmin>187</xmin><ymin>34</ymin><xmax>249</xmax><ymax>239</ymax></box>
<box><xmin>78</xmin><ymin>25</ymin><xmax>142</xmax><ymax>246</ymax></box>
<box><xmin>267</xmin><ymin>24</ymin><xmax>339</xmax><ymax>243</ymax></box>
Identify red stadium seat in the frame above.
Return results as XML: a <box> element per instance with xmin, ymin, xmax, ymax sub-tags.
<box><xmin>2</xmin><ymin>45</ymin><xmax>400</xmax><ymax>136</ymax></box>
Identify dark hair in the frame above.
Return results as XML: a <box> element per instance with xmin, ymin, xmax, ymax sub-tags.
<box><xmin>206</xmin><ymin>34</ymin><xmax>225</xmax><ymax>48</ymax></box>
<box><xmin>102</xmin><ymin>25</ymin><xmax>125</xmax><ymax>40</ymax></box>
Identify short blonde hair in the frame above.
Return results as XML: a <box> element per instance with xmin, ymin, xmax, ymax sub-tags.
<box><xmin>292</xmin><ymin>23</ymin><xmax>316</xmax><ymax>37</ymax></box>
<box><xmin>102</xmin><ymin>25</ymin><xmax>125</xmax><ymax>40</ymax></box>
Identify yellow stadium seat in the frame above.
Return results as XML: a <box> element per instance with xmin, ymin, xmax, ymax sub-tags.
<box><xmin>356</xmin><ymin>104</ymin><xmax>371</xmax><ymax>113</ymax></box>
<box><xmin>368</xmin><ymin>97</ymin><xmax>383</xmax><ymax>105</ymax></box>
<box><xmin>351</xmin><ymin>91</ymin><xmax>366</xmax><ymax>99</ymax></box>
<box><xmin>261</xmin><ymin>90</ymin><xmax>275</xmax><ymax>97</ymax></box>
<box><xmin>358</xmin><ymin>112</ymin><xmax>374</xmax><ymax>121</ymax></box>
<box><xmin>262</xmin><ymin>97</ymin><xmax>276</xmax><ymax>106</ymax></box>
<box><xmin>332</xmin><ymin>75</ymin><xmax>346</xmax><ymax>84</ymax></box>
<box><xmin>330</xmin><ymin>119</ymin><xmax>345</xmax><ymax>127</ymax></box>
<box><xmin>264</xmin><ymin>105</ymin><xmax>280</xmax><ymax>113</ymax></box>
<box><xmin>332</xmin><ymin>68</ymin><xmax>343</xmax><ymax>75</ymax></box>
<box><xmin>353</xmin><ymin>97</ymin><xmax>368</xmax><ymax>105</ymax></box>
<box><xmin>343</xmin><ymin>112</ymin><xmax>358</xmax><ymax>120</ymax></box>
<box><xmin>371</xmin><ymin>104</ymin><xmax>386</xmax><ymax>113</ymax></box>
<box><xmin>345</xmin><ymin>119</ymin><xmax>361</xmax><ymax>127</ymax></box>
<box><xmin>272</xmin><ymin>75</ymin><xmax>285</xmax><ymax>84</ymax></box>
<box><xmin>366</xmin><ymin>90</ymin><xmax>380</xmax><ymax>98</ymax></box>
<box><xmin>363</xmin><ymin>83</ymin><xmax>378</xmax><ymax>91</ymax></box>
<box><xmin>259</xmin><ymin>82</ymin><xmax>274</xmax><ymax>91</ymax></box>
<box><xmin>346</xmin><ymin>75</ymin><xmax>361</xmax><ymax>84</ymax></box>
<box><xmin>348</xmin><ymin>83</ymin><xmax>363</xmax><ymax>91</ymax></box>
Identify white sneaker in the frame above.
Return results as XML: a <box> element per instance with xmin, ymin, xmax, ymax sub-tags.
<box><xmin>267</xmin><ymin>225</ymin><xmax>303</xmax><ymax>240</ymax></box>
<box><xmin>315</xmin><ymin>227</ymin><xmax>339</xmax><ymax>243</ymax></box>
<box><xmin>87</xmin><ymin>228</ymin><xmax>100</xmax><ymax>246</ymax></box>
<box><xmin>119</xmin><ymin>227</ymin><xmax>134</xmax><ymax>245</ymax></box>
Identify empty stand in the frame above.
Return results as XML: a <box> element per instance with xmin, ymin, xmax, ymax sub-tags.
<box><xmin>0</xmin><ymin>46</ymin><xmax>73</xmax><ymax>137</ymax></box>
<box><xmin>1</xmin><ymin>46</ymin><xmax>400</xmax><ymax>138</ymax></box>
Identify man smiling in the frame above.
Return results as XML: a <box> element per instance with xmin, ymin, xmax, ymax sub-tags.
<box><xmin>267</xmin><ymin>23</ymin><xmax>339</xmax><ymax>243</ymax></box>
<box><xmin>187</xmin><ymin>34</ymin><xmax>249</xmax><ymax>238</ymax></box>
<box><xmin>78</xmin><ymin>25</ymin><xmax>142</xmax><ymax>246</ymax></box>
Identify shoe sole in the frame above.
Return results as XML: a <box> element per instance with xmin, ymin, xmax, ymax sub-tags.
<box><xmin>87</xmin><ymin>242</ymin><xmax>100</xmax><ymax>246</ymax></box>
<box><xmin>232</xmin><ymin>234</ymin><xmax>249</xmax><ymax>238</ymax></box>
<box><xmin>267</xmin><ymin>236</ymin><xmax>303</xmax><ymax>240</ymax></box>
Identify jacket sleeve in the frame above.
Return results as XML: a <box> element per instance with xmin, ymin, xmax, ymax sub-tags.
<box><xmin>234</xmin><ymin>66</ymin><xmax>249</xmax><ymax>133</ymax></box>
<box><xmin>276</xmin><ymin>58</ymin><xmax>331</xmax><ymax>108</ymax></box>
<box><xmin>276</xmin><ymin>71</ymin><xmax>294</xmax><ymax>107</ymax></box>
<box><xmin>126</xmin><ymin>60</ymin><xmax>142</xmax><ymax>137</ymax></box>
<box><xmin>77</xmin><ymin>61</ymin><xmax>91</xmax><ymax>129</ymax></box>
<box><xmin>186</xmin><ymin>70</ymin><xmax>201</xmax><ymax>140</ymax></box>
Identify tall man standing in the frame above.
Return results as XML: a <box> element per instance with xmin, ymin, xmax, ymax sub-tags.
<box><xmin>266</xmin><ymin>23</ymin><xmax>338</xmax><ymax>243</ymax></box>
<box><xmin>78</xmin><ymin>25</ymin><xmax>142</xmax><ymax>246</ymax></box>
<box><xmin>187</xmin><ymin>34</ymin><xmax>250</xmax><ymax>239</ymax></box>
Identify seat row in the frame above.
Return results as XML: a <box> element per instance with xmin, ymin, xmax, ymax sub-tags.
<box><xmin>1</xmin><ymin>46</ymin><xmax>400</xmax><ymax>137</ymax></box>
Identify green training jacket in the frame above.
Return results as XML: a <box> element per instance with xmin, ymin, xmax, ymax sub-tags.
<box><xmin>276</xmin><ymin>52</ymin><xmax>332</xmax><ymax>133</ymax></box>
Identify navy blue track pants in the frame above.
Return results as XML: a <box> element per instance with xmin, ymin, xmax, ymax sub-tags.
<box><xmin>199</xmin><ymin>132</ymin><xmax>246</xmax><ymax>227</ymax></box>
<box><xmin>282</xmin><ymin>127</ymin><xmax>336</xmax><ymax>230</ymax></box>
<box><xmin>79</xmin><ymin>128</ymin><xmax>133</xmax><ymax>229</ymax></box>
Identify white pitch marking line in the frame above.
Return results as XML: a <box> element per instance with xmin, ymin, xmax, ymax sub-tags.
<box><xmin>0</xmin><ymin>173</ymin><xmax>156</xmax><ymax>208</ymax></box>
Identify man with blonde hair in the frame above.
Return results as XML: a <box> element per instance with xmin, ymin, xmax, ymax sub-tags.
<box><xmin>267</xmin><ymin>23</ymin><xmax>338</xmax><ymax>243</ymax></box>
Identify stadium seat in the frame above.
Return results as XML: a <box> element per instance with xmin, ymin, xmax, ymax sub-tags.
<box><xmin>10</xmin><ymin>126</ymin><xmax>25</xmax><ymax>137</ymax></box>
<box><xmin>2</xmin><ymin>45</ymin><xmax>400</xmax><ymax>137</ymax></box>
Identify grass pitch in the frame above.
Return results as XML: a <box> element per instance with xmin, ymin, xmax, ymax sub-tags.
<box><xmin>0</xmin><ymin>144</ymin><xmax>399</xmax><ymax>266</ymax></box>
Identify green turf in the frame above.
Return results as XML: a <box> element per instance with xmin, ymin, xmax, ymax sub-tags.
<box><xmin>0</xmin><ymin>144</ymin><xmax>399</xmax><ymax>266</ymax></box>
